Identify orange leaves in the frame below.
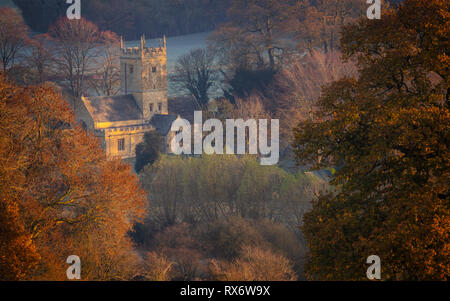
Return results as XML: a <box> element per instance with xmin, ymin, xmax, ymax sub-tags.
<box><xmin>295</xmin><ymin>0</ymin><xmax>449</xmax><ymax>280</ymax></box>
<box><xmin>209</xmin><ymin>245</ymin><xmax>297</xmax><ymax>281</ymax></box>
<box><xmin>0</xmin><ymin>77</ymin><xmax>148</xmax><ymax>280</ymax></box>
<box><xmin>0</xmin><ymin>198</ymin><xmax>40</xmax><ymax>280</ymax></box>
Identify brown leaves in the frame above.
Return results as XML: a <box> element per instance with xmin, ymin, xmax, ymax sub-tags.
<box><xmin>0</xmin><ymin>77</ymin><xmax>147</xmax><ymax>280</ymax></box>
<box><xmin>0</xmin><ymin>198</ymin><xmax>41</xmax><ymax>280</ymax></box>
<box><xmin>295</xmin><ymin>0</ymin><xmax>449</xmax><ymax>280</ymax></box>
<box><xmin>209</xmin><ymin>245</ymin><xmax>297</xmax><ymax>281</ymax></box>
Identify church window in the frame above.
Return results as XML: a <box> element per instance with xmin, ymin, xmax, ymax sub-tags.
<box><xmin>152</xmin><ymin>66</ymin><xmax>157</xmax><ymax>73</ymax></box>
<box><xmin>158</xmin><ymin>103</ymin><xmax>162</xmax><ymax>112</ymax></box>
<box><xmin>150</xmin><ymin>103</ymin><xmax>154</xmax><ymax>112</ymax></box>
<box><xmin>129</xmin><ymin>65</ymin><xmax>134</xmax><ymax>74</ymax></box>
<box><xmin>118</xmin><ymin>138</ymin><xmax>125</xmax><ymax>152</ymax></box>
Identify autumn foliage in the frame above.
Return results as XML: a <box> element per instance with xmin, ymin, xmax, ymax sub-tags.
<box><xmin>209</xmin><ymin>245</ymin><xmax>297</xmax><ymax>281</ymax></box>
<box><xmin>0</xmin><ymin>76</ymin><xmax>146</xmax><ymax>280</ymax></box>
<box><xmin>294</xmin><ymin>0</ymin><xmax>449</xmax><ymax>280</ymax></box>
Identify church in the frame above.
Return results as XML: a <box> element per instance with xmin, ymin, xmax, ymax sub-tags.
<box><xmin>77</xmin><ymin>35</ymin><xmax>180</xmax><ymax>159</ymax></box>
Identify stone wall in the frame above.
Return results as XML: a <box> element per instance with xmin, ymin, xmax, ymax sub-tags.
<box><xmin>102</xmin><ymin>124</ymin><xmax>154</xmax><ymax>159</ymax></box>
<box><xmin>120</xmin><ymin>39</ymin><xmax>168</xmax><ymax>121</ymax></box>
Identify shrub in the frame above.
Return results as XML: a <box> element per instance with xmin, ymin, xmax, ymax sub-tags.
<box><xmin>141</xmin><ymin>252</ymin><xmax>174</xmax><ymax>281</ymax></box>
<box><xmin>209</xmin><ymin>245</ymin><xmax>297</xmax><ymax>281</ymax></box>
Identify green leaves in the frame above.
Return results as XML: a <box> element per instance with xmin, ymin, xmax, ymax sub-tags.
<box><xmin>142</xmin><ymin>155</ymin><xmax>326</xmax><ymax>227</ymax></box>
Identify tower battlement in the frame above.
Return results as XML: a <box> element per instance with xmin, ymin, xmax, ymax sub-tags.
<box><xmin>120</xmin><ymin>35</ymin><xmax>166</xmax><ymax>58</ymax></box>
<box><xmin>120</xmin><ymin>34</ymin><xmax>168</xmax><ymax>121</ymax></box>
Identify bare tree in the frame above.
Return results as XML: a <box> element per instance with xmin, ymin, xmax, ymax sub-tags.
<box><xmin>27</xmin><ymin>34</ymin><xmax>54</xmax><ymax>84</ymax></box>
<box><xmin>232</xmin><ymin>94</ymin><xmax>271</xmax><ymax>121</ymax></box>
<box><xmin>210</xmin><ymin>0</ymin><xmax>293</xmax><ymax>71</ymax></box>
<box><xmin>0</xmin><ymin>7</ymin><xmax>30</xmax><ymax>74</ymax></box>
<box><xmin>89</xmin><ymin>31</ymin><xmax>121</xmax><ymax>96</ymax></box>
<box><xmin>271</xmin><ymin>50</ymin><xmax>357</xmax><ymax>151</ymax></box>
<box><xmin>47</xmin><ymin>18</ymin><xmax>102</xmax><ymax>110</ymax></box>
<box><xmin>173</xmin><ymin>48</ymin><xmax>217</xmax><ymax>109</ymax></box>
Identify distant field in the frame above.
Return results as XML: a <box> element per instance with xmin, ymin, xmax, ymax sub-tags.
<box><xmin>126</xmin><ymin>32</ymin><xmax>210</xmax><ymax>74</ymax></box>
<box><xmin>0</xmin><ymin>3</ymin><xmax>215</xmax><ymax>98</ymax></box>
<box><xmin>126</xmin><ymin>32</ymin><xmax>224</xmax><ymax>98</ymax></box>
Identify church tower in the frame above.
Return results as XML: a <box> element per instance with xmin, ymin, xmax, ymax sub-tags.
<box><xmin>120</xmin><ymin>35</ymin><xmax>168</xmax><ymax>120</ymax></box>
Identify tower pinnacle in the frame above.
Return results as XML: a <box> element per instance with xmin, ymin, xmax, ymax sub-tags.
<box><xmin>140</xmin><ymin>35</ymin><xmax>146</xmax><ymax>50</ymax></box>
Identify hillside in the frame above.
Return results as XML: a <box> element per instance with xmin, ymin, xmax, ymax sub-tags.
<box><xmin>12</xmin><ymin>0</ymin><xmax>229</xmax><ymax>39</ymax></box>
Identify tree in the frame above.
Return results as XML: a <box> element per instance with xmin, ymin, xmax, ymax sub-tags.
<box><xmin>89</xmin><ymin>31</ymin><xmax>121</xmax><ymax>96</ymax></box>
<box><xmin>141</xmin><ymin>155</ymin><xmax>325</xmax><ymax>229</ymax></box>
<box><xmin>141</xmin><ymin>252</ymin><xmax>174</xmax><ymax>281</ymax></box>
<box><xmin>47</xmin><ymin>18</ymin><xmax>102</xmax><ymax>110</ymax></box>
<box><xmin>225</xmin><ymin>68</ymin><xmax>276</xmax><ymax>99</ymax></box>
<box><xmin>0</xmin><ymin>76</ymin><xmax>147</xmax><ymax>280</ymax></box>
<box><xmin>289</xmin><ymin>0</ymin><xmax>367</xmax><ymax>53</ymax></box>
<box><xmin>173</xmin><ymin>48</ymin><xmax>217</xmax><ymax>109</ymax></box>
<box><xmin>209</xmin><ymin>0</ymin><xmax>294</xmax><ymax>99</ymax></box>
<box><xmin>27</xmin><ymin>34</ymin><xmax>55</xmax><ymax>84</ymax></box>
<box><xmin>0</xmin><ymin>7</ymin><xmax>30</xmax><ymax>74</ymax></box>
<box><xmin>0</xmin><ymin>75</ymin><xmax>41</xmax><ymax>280</ymax></box>
<box><xmin>294</xmin><ymin>0</ymin><xmax>449</xmax><ymax>280</ymax></box>
<box><xmin>135</xmin><ymin>130</ymin><xmax>164</xmax><ymax>174</ymax></box>
<box><xmin>212</xmin><ymin>0</ymin><xmax>292</xmax><ymax>70</ymax></box>
<box><xmin>0</xmin><ymin>199</ymin><xmax>41</xmax><ymax>281</ymax></box>
<box><xmin>152</xmin><ymin>224</ymin><xmax>203</xmax><ymax>280</ymax></box>
<box><xmin>12</xmin><ymin>0</ymin><xmax>67</xmax><ymax>33</ymax></box>
<box><xmin>13</xmin><ymin>0</ymin><xmax>229</xmax><ymax>39</ymax></box>
<box><xmin>270</xmin><ymin>50</ymin><xmax>357</xmax><ymax>151</ymax></box>
<box><xmin>209</xmin><ymin>245</ymin><xmax>297</xmax><ymax>281</ymax></box>
<box><xmin>201</xmin><ymin>217</ymin><xmax>266</xmax><ymax>261</ymax></box>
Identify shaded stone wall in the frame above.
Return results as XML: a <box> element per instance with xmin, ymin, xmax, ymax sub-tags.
<box><xmin>75</xmin><ymin>98</ymin><xmax>95</xmax><ymax>130</ymax></box>
<box><xmin>103</xmin><ymin>124</ymin><xmax>154</xmax><ymax>159</ymax></box>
